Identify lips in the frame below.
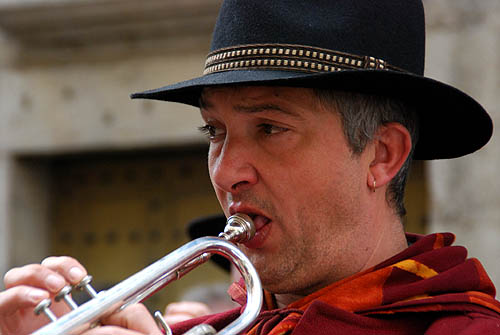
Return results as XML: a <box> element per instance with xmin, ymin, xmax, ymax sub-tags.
<box><xmin>243</xmin><ymin>214</ymin><xmax>272</xmax><ymax>249</ymax></box>
<box><xmin>250</xmin><ymin>214</ymin><xmax>271</xmax><ymax>231</ymax></box>
<box><xmin>243</xmin><ymin>213</ymin><xmax>272</xmax><ymax>249</ymax></box>
<box><xmin>229</xmin><ymin>205</ymin><xmax>272</xmax><ymax>249</ymax></box>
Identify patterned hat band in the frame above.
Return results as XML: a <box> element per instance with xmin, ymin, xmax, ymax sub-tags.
<box><xmin>204</xmin><ymin>43</ymin><xmax>405</xmax><ymax>75</ymax></box>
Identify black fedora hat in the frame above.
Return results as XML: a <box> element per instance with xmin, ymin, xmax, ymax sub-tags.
<box><xmin>131</xmin><ymin>0</ymin><xmax>493</xmax><ymax>160</ymax></box>
<box><xmin>187</xmin><ymin>214</ymin><xmax>230</xmax><ymax>272</ymax></box>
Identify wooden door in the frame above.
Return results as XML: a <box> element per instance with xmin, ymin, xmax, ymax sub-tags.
<box><xmin>50</xmin><ymin>146</ymin><xmax>228</xmax><ymax>312</ymax></box>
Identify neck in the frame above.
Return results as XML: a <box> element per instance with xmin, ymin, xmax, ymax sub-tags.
<box><xmin>360</xmin><ymin>208</ymin><xmax>408</xmax><ymax>272</ymax></box>
<box><xmin>274</xmin><ymin>293</ymin><xmax>304</xmax><ymax>308</ymax></box>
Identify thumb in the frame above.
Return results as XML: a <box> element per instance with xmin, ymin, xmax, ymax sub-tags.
<box><xmin>102</xmin><ymin>303</ymin><xmax>162</xmax><ymax>335</ymax></box>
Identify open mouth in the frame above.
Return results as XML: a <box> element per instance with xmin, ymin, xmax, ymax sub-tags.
<box><xmin>241</xmin><ymin>213</ymin><xmax>272</xmax><ymax>249</ymax></box>
<box><xmin>248</xmin><ymin>214</ymin><xmax>271</xmax><ymax>231</ymax></box>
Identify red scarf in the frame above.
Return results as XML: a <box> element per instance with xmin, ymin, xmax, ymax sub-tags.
<box><xmin>172</xmin><ymin>233</ymin><xmax>500</xmax><ymax>335</ymax></box>
<box><xmin>241</xmin><ymin>233</ymin><xmax>500</xmax><ymax>335</ymax></box>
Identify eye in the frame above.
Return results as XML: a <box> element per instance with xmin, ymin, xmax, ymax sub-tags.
<box><xmin>198</xmin><ymin>124</ymin><xmax>225</xmax><ymax>141</ymax></box>
<box><xmin>259</xmin><ymin>123</ymin><xmax>289</xmax><ymax>135</ymax></box>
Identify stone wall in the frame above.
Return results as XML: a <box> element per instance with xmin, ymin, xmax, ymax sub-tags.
<box><xmin>0</xmin><ymin>0</ymin><xmax>220</xmax><ymax>286</ymax></box>
<box><xmin>0</xmin><ymin>155</ymin><xmax>10</xmax><ymax>282</ymax></box>
<box><xmin>0</xmin><ymin>0</ymin><xmax>499</xmax><ymax>291</ymax></box>
<box><xmin>425</xmin><ymin>0</ymin><xmax>500</xmax><ymax>286</ymax></box>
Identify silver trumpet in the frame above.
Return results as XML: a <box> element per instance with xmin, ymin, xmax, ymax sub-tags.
<box><xmin>31</xmin><ymin>214</ymin><xmax>262</xmax><ymax>335</ymax></box>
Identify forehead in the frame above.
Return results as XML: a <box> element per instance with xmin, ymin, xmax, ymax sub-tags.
<box><xmin>200</xmin><ymin>86</ymin><xmax>318</xmax><ymax>110</ymax></box>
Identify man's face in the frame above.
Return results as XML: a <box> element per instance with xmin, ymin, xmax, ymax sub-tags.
<box><xmin>200</xmin><ymin>86</ymin><xmax>377</xmax><ymax>296</ymax></box>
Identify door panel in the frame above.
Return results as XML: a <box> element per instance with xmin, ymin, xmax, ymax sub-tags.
<box><xmin>50</xmin><ymin>147</ymin><xmax>228</xmax><ymax>312</ymax></box>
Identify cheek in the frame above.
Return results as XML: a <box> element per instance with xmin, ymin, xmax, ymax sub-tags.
<box><xmin>291</xmin><ymin>159</ymin><xmax>366</xmax><ymax>236</ymax></box>
<box><xmin>207</xmin><ymin>144</ymin><xmax>217</xmax><ymax>168</ymax></box>
<box><xmin>282</xmin><ymin>158</ymin><xmax>349</xmax><ymax>200</ymax></box>
<box><xmin>207</xmin><ymin>149</ymin><xmax>225</xmax><ymax>203</ymax></box>
<box><xmin>207</xmin><ymin>146</ymin><xmax>221</xmax><ymax>185</ymax></box>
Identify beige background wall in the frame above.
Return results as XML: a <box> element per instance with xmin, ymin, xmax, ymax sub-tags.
<box><xmin>425</xmin><ymin>0</ymin><xmax>500</xmax><ymax>287</ymax></box>
<box><xmin>0</xmin><ymin>0</ymin><xmax>221</xmax><ymax>289</ymax></box>
<box><xmin>0</xmin><ymin>0</ymin><xmax>499</xmax><ymax>293</ymax></box>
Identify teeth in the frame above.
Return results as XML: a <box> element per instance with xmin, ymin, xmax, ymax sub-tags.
<box><xmin>253</xmin><ymin>215</ymin><xmax>270</xmax><ymax>227</ymax></box>
<box><xmin>236</xmin><ymin>213</ymin><xmax>269</xmax><ymax>224</ymax></box>
<box><xmin>243</xmin><ymin>213</ymin><xmax>257</xmax><ymax>220</ymax></box>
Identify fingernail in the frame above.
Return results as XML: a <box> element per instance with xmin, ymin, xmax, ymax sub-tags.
<box><xmin>46</xmin><ymin>274</ymin><xmax>65</xmax><ymax>291</ymax></box>
<box><xmin>29</xmin><ymin>289</ymin><xmax>47</xmax><ymax>302</ymax></box>
<box><xmin>41</xmin><ymin>257</ymin><xmax>55</xmax><ymax>266</ymax></box>
<box><xmin>68</xmin><ymin>267</ymin><xmax>84</xmax><ymax>282</ymax></box>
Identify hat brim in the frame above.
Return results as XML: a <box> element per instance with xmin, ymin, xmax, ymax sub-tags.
<box><xmin>131</xmin><ymin>69</ymin><xmax>492</xmax><ymax>160</ymax></box>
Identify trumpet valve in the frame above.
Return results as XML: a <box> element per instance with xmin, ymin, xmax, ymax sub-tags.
<box><xmin>34</xmin><ymin>298</ymin><xmax>58</xmax><ymax>322</ymax></box>
<box><xmin>55</xmin><ymin>285</ymin><xmax>78</xmax><ymax>310</ymax></box>
<box><xmin>76</xmin><ymin>275</ymin><xmax>98</xmax><ymax>298</ymax></box>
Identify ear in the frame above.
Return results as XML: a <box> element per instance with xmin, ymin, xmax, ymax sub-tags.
<box><xmin>368</xmin><ymin>123</ymin><xmax>412</xmax><ymax>191</ymax></box>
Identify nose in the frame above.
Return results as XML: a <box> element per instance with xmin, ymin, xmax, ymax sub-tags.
<box><xmin>209</xmin><ymin>136</ymin><xmax>258</xmax><ymax>194</ymax></box>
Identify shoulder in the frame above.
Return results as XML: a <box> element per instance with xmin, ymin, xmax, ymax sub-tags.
<box><xmin>426</xmin><ymin>311</ymin><xmax>500</xmax><ymax>335</ymax></box>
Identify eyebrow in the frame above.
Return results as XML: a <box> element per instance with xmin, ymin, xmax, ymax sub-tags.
<box><xmin>199</xmin><ymin>91</ymin><xmax>306</xmax><ymax>120</ymax></box>
<box><xmin>201</xmin><ymin>99</ymin><xmax>303</xmax><ymax>119</ymax></box>
<box><xmin>237</xmin><ymin>103</ymin><xmax>306</xmax><ymax>122</ymax></box>
<box><xmin>235</xmin><ymin>103</ymin><xmax>284</xmax><ymax>113</ymax></box>
<box><xmin>199</xmin><ymin>96</ymin><xmax>211</xmax><ymax>110</ymax></box>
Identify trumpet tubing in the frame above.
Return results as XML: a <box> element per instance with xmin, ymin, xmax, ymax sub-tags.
<box><xmin>31</xmin><ymin>214</ymin><xmax>262</xmax><ymax>335</ymax></box>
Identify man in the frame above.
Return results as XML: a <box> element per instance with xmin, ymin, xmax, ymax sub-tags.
<box><xmin>1</xmin><ymin>0</ymin><xmax>499</xmax><ymax>334</ymax></box>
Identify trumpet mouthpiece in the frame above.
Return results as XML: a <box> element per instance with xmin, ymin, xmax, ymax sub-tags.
<box><xmin>219</xmin><ymin>213</ymin><xmax>256</xmax><ymax>243</ymax></box>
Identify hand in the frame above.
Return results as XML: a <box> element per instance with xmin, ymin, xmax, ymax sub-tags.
<box><xmin>80</xmin><ymin>304</ymin><xmax>162</xmax><ymax>335</ymax></box>
<box><xmin>0</xmin><ymin>256</ymin><xmax>87</xmax><ymax>335</ymax></box>
<box><xmin>163</xmin><ymin>301</ymin><xmax>212</xmax><ymax>325</ymax></box>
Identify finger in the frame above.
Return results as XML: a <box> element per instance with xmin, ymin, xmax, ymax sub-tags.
<box><xmin>81</xmin><ymin>325</ymin><xmax>154</xmax><ymax>335</ymax></box>
<box><xmin>102</xmin><ymin>304</ymin><xmax>162</xmax><ymax>335</ymax></box>
<box><xmin>41</xmin><ymin>256</ymin><xmax>87</xmax><ymax>285</ymax></box>
<box><xmin>163</xmin><ymin>313</ymin><xmax>197</xmax><ymax>325</ymax></box>
<box><xmin>4</xmin><ymin>265</ymin><xmax>66</xmax><ymax>293</ymax></box>
<box><xmin>164</xmin><ymin>301</ymin><xmax>211</xmax><ymax>317</ymax></box>
<box><xmin>0</xmin><ymin>286</ymin><xmax>49</xmax><ymax>315</ymax></box>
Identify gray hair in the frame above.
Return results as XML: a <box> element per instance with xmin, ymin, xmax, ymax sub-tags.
<box><xmin>313</xmin><ymin>89</ymin><xmax>419</xmax><ymax>218</ymax></box>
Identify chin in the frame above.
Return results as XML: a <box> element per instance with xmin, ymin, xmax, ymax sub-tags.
<box><xmin>259</xmin><ymin>273</ymin><xmax>298</xmax><ymax>294</ymax></box>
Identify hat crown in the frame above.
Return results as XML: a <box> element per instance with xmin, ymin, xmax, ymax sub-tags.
<box><xmin>210</xmin><ymin>0</ymin><xmax>425</xmax><ymax>75</ymax></box>
<box><xmin>132</xmin><ymin>0</ymin><xmax>492</xmax><ymax>160</ymax></box>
